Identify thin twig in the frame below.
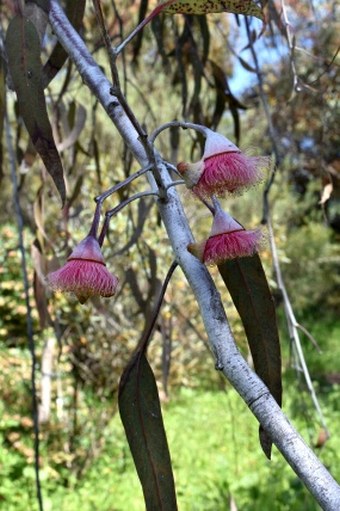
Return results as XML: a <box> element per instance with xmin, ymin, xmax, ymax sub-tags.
<box><xmin>296</xmin><ymin>323</ymin><xmax>322</xmax><ymax>353</ymax></box>
<box><xmin>280</xmin><ymin>0</ymin><xmax>300</xmax><ymax>97</ymax></box>
<box><xmin>244</xmin><ymin>17</ymin><xmax>281</xmax><ymax>224</ymax></box>
<box><xmin>98</xmin><ymin>191</ymin><xmax>158</xmax><ymax>245</ymax></box>
<box><xmin>267</xmin><ymin>216</ymin><xmax>329</xmax><ymax>436</ymax></box>
<box><xmin>5</xmin><ymin>111</ymin><xmax>44</xmax><ymax>510</ymax></box>
<box><xmin>149</xmin><ymin>120</ymin><xmax>208</xmax><ymax>145</ymax></box>
<box><xmin>92</xmin><ymin>0</ymin><xmax>120</xmax><ymax>87</ymax></box>
<box><xmin>114</xmin><ymin>0</ymin><xmax>176</xmax><ymax>56</ymax></box>
<box><xmin>94</xmin><ymin>0</ymin><xmax>167</xmax><ymax>198</ymax></box>
<box><xmin>136</xmin><ymin>260</ymin><xmax>178</xmax><ymax>356</ymax></box>
<box><xmin>95</xmin><ymin>164</ymin><xmax>152</xmax><ymax>204</ymax></box>
<box><xmin>245</xmin><ymin>14</ymin><xmax>328</xmax><ymax>433</ymax></box>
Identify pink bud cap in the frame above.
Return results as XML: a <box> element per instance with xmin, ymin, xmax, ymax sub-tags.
<box><xmin>47</xmin><ymin>236</ymin><xmax>119</xmax><ymax>304</ymax></box>
<box><xmin>210</xmin><ymin>208</ymin><xmax>242</xmax><ymax>236</ymax></box>
<box><xmin>68</xmin><ymin>236</ymin><xmax>105</xmax><ymax>263</ymax></box>
<box><xmin>202</xmin><ymin>129</ymin><xmax>239</xmax><ymax>159</ymax></box>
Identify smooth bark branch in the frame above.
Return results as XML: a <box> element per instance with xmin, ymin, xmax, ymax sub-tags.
<box><xmin>49</xmin><ymin>2</ymin><xmax>340</xmax><ymax>509</ymax></box>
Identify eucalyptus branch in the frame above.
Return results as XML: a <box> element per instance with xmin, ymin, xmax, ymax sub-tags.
<box><xmin>92</xmin><ymin>0</ymin><xmax>120</xmax><ymax>87</ymax></box>
<box><xmin>4</xmin><ymin>111</ymin><xmax>44</xmax><ymax>511</ymax></box>
<box><xmin>49</xmin><ymin>2</ymin><xmax>340</xmax><ymax>508</ymax></box>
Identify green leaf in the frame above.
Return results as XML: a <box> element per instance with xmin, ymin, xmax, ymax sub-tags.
<box><xmin>6</xmin><ymin>15</ymin><xmax>66</xmax><ymax>204</ymax></box>
<box><xmin>42</xmin><ymin>0</ymin><xmax>86</xmax><ymax>87</ymax></box>
<box><xmin>119</xmin><ymin>352</ymin><xmax>178</xmax><ymax>511</ymax></box>
<box><xmin>163</xmin><ymin>0</ymin><xmax>264</xmax><ymax>20</ymax></box>
<box><xmin>218</xmin><ymin>254</ymin><xmax>282</xmax><ymax>459</ymax></box>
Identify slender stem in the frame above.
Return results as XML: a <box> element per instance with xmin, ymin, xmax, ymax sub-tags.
<box><xmin>88</xmin><ymin>201</ymin><xmax>102</xmax><ymax>238</ymax></box>
<box><xmin>95</xmin><ymin>164</ymin><xmax>152</xmax><ymax>204</ymax></box>
<box><xmin>244</xmin><ymin>17</ymin><xmax>281</xmax><ymax>224</ymax></box>
<box><xmin>98</xmin><ymin>191</ymin><xmax>158</xmax><ymax>245</ymax></box>
<box><xmin>115</xmin><ymin>0</ymin><xmax>176</xmax><ymax>55</ymax></box>
<box><xmin>149</xmin><ymin>120</ymin><xmax>209</xmax><ymax>145</ymax></box>
<box><xmin>5</xmin><ymin>111</ymin><xmax>44</xmax><ymax>511</ymax></box>
<box><xmin>137</xmin><ymin>260</ymin><xmax>178</xmax><ymax>355</ymax></box>
<box><xmin>267</xmin><ymin>215</ymin><xmax>329</xmax><ymax>435</ymax></box>
<box><xmin>202</xmin><ymin>196</ymin><xmax>215</xmax><ymax>215</ymax></box>
<box><xmin>165</xmin><ymin>162</ymin><xmax>184</xmax><ymax>178</ymax></box>
<box><xmin>92</xmin><ymin>0</ymin><xmax>120</xmax><ymax>87</ymax></box>
<box><xmin>246</xmin><ymin>12</ymin><xmax>327</xmax><ymax>434</ymax></box>
<box><xmin>165</xmin><ymin>180</ymin><xmax>185</xmax><ymax>190</ymax></box>
<box><xmin>280</xmin><ymin>0</ymin><xmax>301</xmax><ymax>97</ymax></box>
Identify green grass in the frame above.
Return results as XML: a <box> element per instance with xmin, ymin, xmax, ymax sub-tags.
<box><xmin>2</xmin><ymin>383</ymin><xmax>340</xmax><ymax>511</ymax></box>
<box><xmin>1</xmin><ymin>314</ymin><xmax>339</xmax><ymax>510</ymax></box>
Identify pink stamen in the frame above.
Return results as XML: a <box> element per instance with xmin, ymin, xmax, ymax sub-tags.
<box><xmin>193</xmin><ymin>152</ymin><xmax>265</xmax><ymax>197</ymax></box>
<box><xmin>203</xmin><ymin>229</ymin><xmax>264</xmax><ymax>264</ymax></box>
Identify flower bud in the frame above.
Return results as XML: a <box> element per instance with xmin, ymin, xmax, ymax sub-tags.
<box><xmin>178</xmin><ymin>129</ymin><xmax>269</xmax><ymax>197</ymax></box>
<box><xmin>188</xmin><ymin>207</ymin><xmax>264</xmax><ymax>265</ymax></box>
<box><xmin>47</xmin><ymin>236</ymin><xmax>119</xmax><ymax>304</ymax></box>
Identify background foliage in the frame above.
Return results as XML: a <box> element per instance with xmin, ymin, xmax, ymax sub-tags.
<box><xmin>0</xmin><ymin>0</ymin><xmax>339</xmax><ymax>509</ymax></box>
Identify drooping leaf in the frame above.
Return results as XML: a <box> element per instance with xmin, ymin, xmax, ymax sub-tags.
<box><xmin>23</xmin><ymin>2</ymin><xmax>48</xmax><ymax>43</ymax></box>
<box><xmin>42</xmin><ymin>0</ymin><xmax>86</xmax><ymax>87</ymax></box>
<box><xmin>119</xmin><ymin>352</ymin><xmax>178</xmax><ymax>511</ymax></box>
<box><xmin>209</xmin><ymin>60</ymin><xmax>247</xmax><ymax>141</ymax></box>
<box><xmin>132</xmin><ymin>0</ymin><xmax>264</xmax><ymax>53</ymax></box>
<box><xmin>133</xmin><ymin>0</ymin><xmax>149</xmax><ymax>62</ymax></box>
<box><xmin>218</xmin><ymin>253</ymin><xmax>282</xmax><ymax>459</ymax></box>
<box><xmin>162</xmin><ymin>0</ymin><xmax>265</xmax><ymax>20</ymax></box>
<box><xmin>6</xmin><ymin>15</ymin><xmax>66</xmax><ymax>204</ymax></box>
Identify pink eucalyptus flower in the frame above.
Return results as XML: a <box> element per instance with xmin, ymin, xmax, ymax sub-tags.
<box><xmin>47</xmin><ymin>236</ymin><xmax>119</xmax><ymax>304</ymax></box>
<box><xmin>177</xmin><ymin>129</ymin><xmax>269</xmax><ymax>197</ymax></box>
<box><xmin>188</xmin><ymin>207</ymin><xmax>264</xmax><ymax>265</ymax></box>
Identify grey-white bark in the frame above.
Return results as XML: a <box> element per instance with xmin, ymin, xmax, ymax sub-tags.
<box><xmin>49</xmin><ymin>2</ymin><xmax>340</xmax><ymax>509</ymax></box>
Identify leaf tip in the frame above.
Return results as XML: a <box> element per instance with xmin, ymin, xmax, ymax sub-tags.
<box><xmin>259</xmin><ymin>425</ymin><xmax>272</xmax><ymax>460</ymax></box>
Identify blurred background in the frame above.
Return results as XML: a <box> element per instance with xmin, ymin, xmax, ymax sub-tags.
<box><xmin>0</xmin><ymin>1</ymin><xmax>339</xmax><ymax>509</ymax></box>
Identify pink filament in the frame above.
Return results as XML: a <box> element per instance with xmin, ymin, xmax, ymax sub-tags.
<box><xmin>203</xmin><ymin>229</ymin><xmax>264</xmax><ymax>264</ymax></box>
<box><xmin>47</xmin><ymin>259</ymin><xmax>119</xmax><ymax>304</ymax></box>
<box><xmin>193</xmin><ymin>152</ymin><xmax>265</xmax><ymax>197</ymax></box>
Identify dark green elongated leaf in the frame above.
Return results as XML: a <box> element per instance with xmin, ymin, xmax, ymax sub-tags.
<box><xmin>163</xmin><ymin>0</ymin><xmax>264</xmax><ymax>20</ymax></box>
<box><xmin>218</xmin><ymin>253</ymin><xmax>282</xmax><ymax>459</ymax></box>
<box><xmin>42</xmin><ymin>0</ymin><xmax>86</xmax><ymax>87</ymax></box>
<box><xmin>6</xmin><ymin>15</ymin><xmax>66</xmax><ymax>204</ymax></box>
<box><xmin>119</xmin><ymin>353</ymin><xmax>178</xmax><ymax>511</ymax></box>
